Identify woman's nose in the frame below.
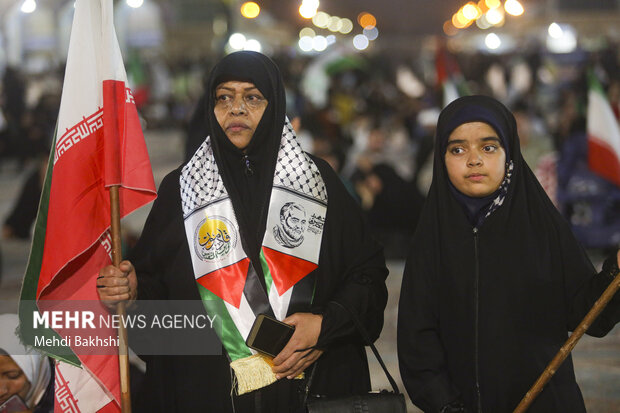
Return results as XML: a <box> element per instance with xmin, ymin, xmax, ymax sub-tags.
<box><xmin>0</xmin><ymin>380</ymin><xmax>9</xmax><ymax>397</ymax></box>
<box><xmin>230</xmin><ymin>97</ymin><xmax>247</xmax><ymax>114</ymax></box>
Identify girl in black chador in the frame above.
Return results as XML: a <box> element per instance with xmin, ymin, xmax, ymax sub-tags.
<box><xmin>397</xmin><ymin>95</ymin><xmax>620</xmax><ymax>413</ymax></box>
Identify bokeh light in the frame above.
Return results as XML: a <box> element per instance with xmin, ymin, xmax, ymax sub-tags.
<box><xmin>548</xmin><ymin>22</ymin><xmax>563</xmax><ymax>39</ymax></box>
<box><xmin>452</xmin><ymin>10</ymin><xmax>470</xmax><ymax>29</ymax></box>
<box><xmin>505</xmin><ymin>0</ymin><xmax>524</xmax><ymax>16</ymax></box>
<box><xmin>353</xmin><ymin>34</ymin><xmax>369</xmax><ymax>50</ymax></box>
<box><xmin>312</xmin><ymin>11</ymin><xmax>330</xmax><ymax>28</ymax></box>
<box><xmin>327</xmin><ymin>16</ymin><xmax>343</xmax><ymax>32</ymax></box>
<box><xmin>485</xmin><ymin>32</ymin><xmax>501</xmax><ymax>50</ymax></box>
<box><xmin>476</xmin><ymin>14</ymin><xmax>492</xmax><ymax>29</ymax></box>
<box><xmin>299</xmin><ymin>27</ymin><xmax>316</xmax><ymax>38</ymax></box>
<box><xmin>240</xmin><ymin>2</ymin><xmax>260</xmax><ymax>19</ymax></box>
<box><xmin>244</xmin><ymin>39</ymin><xmax>262</xmax><ymax>52</ymax></box>
<box><xmin>228</xmin><ymin>33</ymin><xmax>246</xmax><ymax>50</ymax></box>
<box><xmin>486</xmin><ymin>7</ymin><xmax>504</xmax><ymax>25</ymax></box>
<box><xmin>546</xmin><ymin>23</ymin><xmax>577</xmax><ymax>53</ymax></box>
<box><xmin>358</xmin><ymin>12</ymin><xmax>376</xmax><ymax>29</ymax></box>
<box><xmin>313</xmin><ymin>35</ymin><xmax>328</xmax><ymax>51</ymax></box>
<box><xmin>298</xmin><ymin>36</ymin><xmax>314</xmax><ymax>52</ymax></box>
<box><xmin>339</xmin><ymin>18</ymin><xmax>353</xmax><ymax>34</ymax></box>
<box><xmin>477</xmin><ymin>0</ymin><xmax>489</xmax><ymax>14</ymax></box>
<box><xmin>21</xmin><ymin>0</ymin><xmax>37</xmax><ymax>13</ymax></box>
<box><xmin>485</xmin><ymin>0</ymin><xmax>501</xmax><ymax>9</ymax></box>
<box><xmin>463</xmin><ymin>3</ymin><xmax>481</xmax><ymax>20</ymax></box>
<box><xmin>299</xmin><ymin>4</ymin><xmax>317</xmax><ymax>19</ymax></box>
<box><xmin>443</xmin><ymin>21</ymin><xmax>458</xmax><ymax>36</ymax></box>
<box><xmin>363</xmin><ymin>26</ymin><xmax>379</xmax><ymax>41</ymax></box>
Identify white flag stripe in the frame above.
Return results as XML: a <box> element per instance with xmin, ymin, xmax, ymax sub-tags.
<box><xmin>55</xmin><ymin>362</ymin><xmax>112</xmax><ymax>412</ymax></box>
<box><xmin>588</xmin><ymin>88</ymin><xmax>620</xmax><ymax>157</ymax></box>
<box><xmin>57</xmin><ymin>0</ymin><xmax>129</xmax><ymax>145</ymax></box>
<box><xmin>224</xmin><ymin>295</ymin><xmax>257</xmax><ymax>341</ymax></box>
<box><xmin>269</xmin><ymin>284</ymin><xmax>293</xmax><ymax>321</ymax></box>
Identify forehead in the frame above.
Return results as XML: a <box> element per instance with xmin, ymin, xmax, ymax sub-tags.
<box><xmin>448</xmin><ymin>121</ymin><xmax>498</xmax><ymax>142</ymax></box>
<box><xmin>215</xmin><ymin>80</ymin><xmax>260</xmax><ymax>92</ymax></box>
<box><xmin>0</xmin><ymin>355</ymin><xmax>21</xmax><ymax>372</ymax></box>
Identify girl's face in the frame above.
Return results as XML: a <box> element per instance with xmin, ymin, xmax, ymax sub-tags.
<box><xmin>213</xmin><ymin>81</ymin><xmax>268</xmax><ymax>150</ymax></box>
<box><xmin>0</xmin><ymin>355</ymin><xmax>30</xmax><ymax>405</ymax></box>
<box><xmin>444</xmin><ymin>121</ymin><xmax>506</xmax><ymax>198</ymax></box>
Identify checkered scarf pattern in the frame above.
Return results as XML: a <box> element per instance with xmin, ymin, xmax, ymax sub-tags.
<box><xmin>483</xmin><ymin>160</ymin><xmax>514</xmax><ymax>221</ymax></box>
<box><xmin>180</xmin><ymin>119</ymin><xmax>327</xmax><ymax>218</ymax></box>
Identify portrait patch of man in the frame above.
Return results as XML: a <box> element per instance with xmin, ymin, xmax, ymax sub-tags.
<box><xmin>273</xmin><ymin>202</ymin><xmax>308</xmax><ymax>248</ymax></box>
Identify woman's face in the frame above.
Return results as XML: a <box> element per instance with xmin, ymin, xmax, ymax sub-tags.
<box><xmin>444</xmin><ymin>121</ymin><xmax>506</xmax><ymax>198</ymax></box>
<box><xmin>0</xmin><ymin>355</ymin><xmax>30</xmax><ymax>405</ymax></box>
<box><xmin>213</xmin><ymin>81</ymin><xmax>268</xmax><ymax>150</ymax></box>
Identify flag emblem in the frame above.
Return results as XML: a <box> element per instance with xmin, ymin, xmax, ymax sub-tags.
<box><xmin>194</xmin><ymin>215</ymin><xmax>237</xmax><ymax>262</ymax></box>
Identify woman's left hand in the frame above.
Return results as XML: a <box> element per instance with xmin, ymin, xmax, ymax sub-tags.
<box><xmin>272</xmin><ymin>313</ymin><xmax>324</xmax><ymax>379</ymax></box>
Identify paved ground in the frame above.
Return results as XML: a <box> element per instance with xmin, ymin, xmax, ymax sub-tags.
<box><xmin>0</xmin><ymin>128</ymin><xmax>618</xmax><ymax>412</ymax></box>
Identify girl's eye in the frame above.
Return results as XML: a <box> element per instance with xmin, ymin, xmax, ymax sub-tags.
<box><xmin>450</xmin><ymin>147</ymin><xmax>464</xmax><ymax>155</ymax></box>
<box><xmin>483</xmin><ymin>145</ymin><xmax>498</xmax><ymax>152</ymax></box>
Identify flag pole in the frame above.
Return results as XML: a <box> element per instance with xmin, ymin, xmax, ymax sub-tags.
<box><xmin>110</xmin><ymin>185</ymin><xmax>132</xmax><ymax>413</ymax></box>
<box><xmin>513</xmin><ymin>270</ymin><xmax>620</xmax><ymax>413</ymax></box>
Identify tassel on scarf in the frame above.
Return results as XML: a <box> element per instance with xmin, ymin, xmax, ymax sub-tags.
<box><xmin>230</xmin><ymin>353</ymin><xmax>304</xmax><ymax>395</ymax></box>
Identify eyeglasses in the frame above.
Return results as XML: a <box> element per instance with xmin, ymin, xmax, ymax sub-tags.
<box><xmin>214</xmin><ymin>93</ymin><xmax>268</xmax><ymax>111</ymax></box>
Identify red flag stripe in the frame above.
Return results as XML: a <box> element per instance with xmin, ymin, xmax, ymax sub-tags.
<box><xmin>196</xmin><ymin>258</ymin><xmax>250</xmax><ymax>308</ymax></box>
<box><xmin>262</xmin><ymin>246</ymin><xmax>317</xmax><ymax>296</ymax></box>
<box><xmin>588</xmin><ymin>135</ymin><xmax>620</xmax><ymax>186</ymax></box>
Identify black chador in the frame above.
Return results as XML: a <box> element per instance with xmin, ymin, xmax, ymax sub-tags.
<box><xmin>130</xmin><ymin>52</ymin><xmax>388</xmax><ymax>413</ymax></box>
<box><xmin>397</xmin><ymin>95</ymin><xmax>620</xmax><ymax>413</ymax></box>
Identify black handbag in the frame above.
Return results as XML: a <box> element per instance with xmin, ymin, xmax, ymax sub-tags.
<box><xmin>304</xmin><ymin>301</ymin><xmax>407</xmax><ymax>413</ymax></box>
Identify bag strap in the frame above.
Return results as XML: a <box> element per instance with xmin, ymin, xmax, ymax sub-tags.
<box><xmin>330</xmin><ymin>300</ymin><xmax>401</xmax><ymax>394</ymax></box>
<box><xmin>303</xmin><ymin>301</ymin><xmax>401</xmax><ymax>400</ymax></box>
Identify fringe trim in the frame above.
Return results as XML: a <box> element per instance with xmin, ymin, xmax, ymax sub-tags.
<box><xmin>230</xmin><ymin>354</ymin><xmax>304</xmax><ymax>395</ymax></box>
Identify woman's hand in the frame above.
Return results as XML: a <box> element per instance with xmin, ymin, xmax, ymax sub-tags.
<box><xmin>96</xmin><ymin>260</ymin><xmax>137</xmax><ymax>310</ymax></box>
<box><xmin>272</xmin><ymin>313</ymin><xmax>324</xmax><ymax>379</ymax></box>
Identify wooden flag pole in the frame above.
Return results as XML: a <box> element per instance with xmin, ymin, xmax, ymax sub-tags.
<box><xmin>110</xmin><ymin>185</ymin><xmax>132</xmax><ymax>413</ymax></box>
<box><xmin>513</xmin><ymin>269</ymin><xmax>620</xmax><ymax>413</ymax></box>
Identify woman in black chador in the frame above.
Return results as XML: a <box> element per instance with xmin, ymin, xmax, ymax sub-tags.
<box><xmin>397</xmin><ymin>95</ymin><xmax>620</xmax><ymax>413</ymax></box>
<box><xmin>97</xmin><ymin>51</ymin><xmax>388</xmax><ymax>412</ymax></box>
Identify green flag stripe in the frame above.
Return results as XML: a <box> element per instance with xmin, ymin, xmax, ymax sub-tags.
<box><xmin>197</xmin><ymin>283</ymin><xmax>251</xmax><ymax>361</ymax></box>
<box><xmin>18</xmin><ymin>130</ymin><xmax>81</xmax><ymax>366</ymax></box>
<box><xmin>587</xmin><ymin>70</ymin><xmax>605</xmax><ymax>94</ymax></box>
<box><xmin>259</xmin><ymin>249</ymin><xmax>274</xmax><ymax>293</ymax></box>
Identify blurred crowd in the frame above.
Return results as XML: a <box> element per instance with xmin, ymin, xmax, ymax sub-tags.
<box><xmin>0</xmin><ymin>38</ymin><xmax>619</xmax><ymax>263</ymax></box>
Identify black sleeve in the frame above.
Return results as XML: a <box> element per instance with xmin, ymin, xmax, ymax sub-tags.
<box><xmin>129</xmin><ymin>168</ymin><xmax>184</xmax><ymax>300</ymax></box>
<box><xmin>397</xmin><ymin>245</ymin><xmax>461</xmax><ymax>412</ymax></box>
<box><xmin>310</xmin><ymin>156</ymin><xmax>389</xmax><ymax>348</ymax></box>
<box><xmin>566</xmin><ymin>246</ymin><xmax>620</xmax><ymax>337</ymax></box>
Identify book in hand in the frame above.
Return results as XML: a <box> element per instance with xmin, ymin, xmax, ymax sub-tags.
<box><xmin>245</xmin><ymin>314</ymin><xmax>295</xmax><ymax>358</ymax></box>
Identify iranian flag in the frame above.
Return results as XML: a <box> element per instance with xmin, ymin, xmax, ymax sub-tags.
<box><xmin>18</xmin><ymin>0</ymin><xmax>156</xmax><ymax>411</ymax></box>
<box><xmin>587</xmin><ymin>74</ymin><xmax>620</xmax><ymax>187</ymax></box>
